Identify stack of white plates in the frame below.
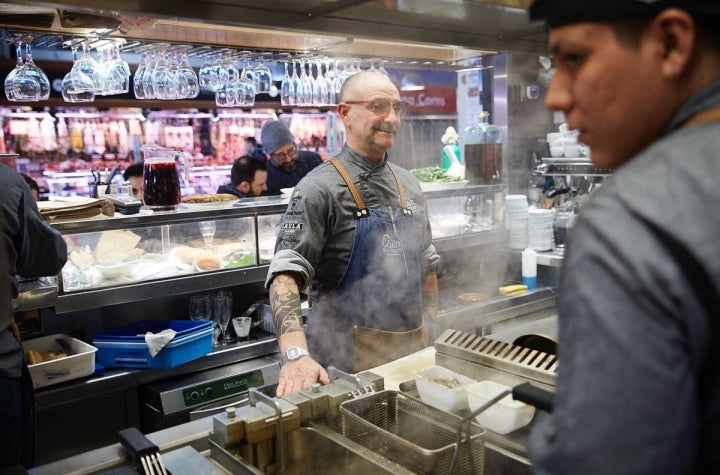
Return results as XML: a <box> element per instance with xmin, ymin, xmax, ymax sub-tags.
<box><xmin>505</xmin><ymin>195</ymin><xmax>529</xmax><ymax>250</ymax></box>
<box><xmin>528</xmin><ymin>207</ymin><xmax>555</xmax><ymax>251</ymax></box>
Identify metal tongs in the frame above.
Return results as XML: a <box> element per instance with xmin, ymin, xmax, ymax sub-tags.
<box><xmin>118</xmin><ymin>427</ymin><xmax>168</xmax><ymax>475</ymax></box>
<box><xmin>448</xmin><ymin>382</ymin><xmax>554</xmax><ymax>474</ymax></box>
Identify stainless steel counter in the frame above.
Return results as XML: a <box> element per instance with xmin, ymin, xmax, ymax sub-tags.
<box><xmin>29</xmin><ymin>416</ymin><xmax>215</xmax><ymax>475</ymax></box>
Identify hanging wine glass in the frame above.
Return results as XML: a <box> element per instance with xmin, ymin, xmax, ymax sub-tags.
<box><xmin>99</xmin><ymin>44</ymin><xmax>128</xmax><ymax>95</ymax></box>
<box><xmin>313</xmin><ymin>60</ymin><xmax>331</xmax><ymax>106</ymax></box>
<box><xmin>151</xmin><ymin>46</ymin><xmax>178</xmax><ymax>100</ymax></box>
<box><xmin>332</xmin><ymin>59</ymin><xmax>344</xmax><ymax>105</ymax></box>
<box><xmin>4</xmin><ymin>40</ymin><xmax>24</xmax><ymax>101</ymax></box>
<box><xmin>298</xmin><ymin>58</ymin><xmax>314</xmax><ymax>106</ymax></box>
<box><xmin>290</xmin><ymin>60</ymin><xmax>302</xmax><ymax>106</ymax></box>
<box><xmin>253</xmin><ymin>55</ymin><xmax>272</xmax><ymax>94</ymax></box>
<box><xmin>61</xmin><ymin>45</ymin><xmax>95</xmax><ymax>103</ymax></box>
<box><xmin>377</xmin><ymin>59</ymin><xmax>390</xmax><ymax>78</ymax></box>
<box><xmin>111</xmin><ymin>42</ymin><xmax>131</xmax><ymax>93</ymax></box>
<box><xmin>198</xmin><ymin>53</ymin><xmax>218</xmax><ymax>92</ymax></box>
<box><xmin>280</xmin><ymin>60</ymin><xmax>294</xmax><ymax>106</ymax></box>
<box><xmin>133</xmin><ymin>50</ymin><xmax>149</xmax><ymax>99</ymax></box>
<box><xmin>13</xmin><ymin>42</ymin><xmax>50</xmax><ymax>101</ymax></box>
<box><xmin>141</xmin><ymin>48</ymin><xmax>158</xmax><ymax>99</ymax></box>
<box><xmin>177</xmin><ymin>47</ymin><xmax>199</xmax><ymax>99</ymax></box>
<box><xmin>237</xmin><ymin>57</ymin><xmax>256</xmax><ymax>107</ymax></box>
<box><xmin>241</xmin><ymin>53</ymin><xmax>255</xmax><ymax>86</ymax></box>
<box><xmin>76</xmin><ymin>42</ymin><xmax>103</xmax><ymax>95</ymax></box>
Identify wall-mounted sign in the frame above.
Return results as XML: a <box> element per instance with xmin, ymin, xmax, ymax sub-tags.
<box><xmin>400</xmin><ymin>86</ymin><xmax>457</xmax><ymax>114</ymax></box>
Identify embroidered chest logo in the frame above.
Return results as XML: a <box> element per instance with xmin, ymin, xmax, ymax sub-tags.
<box><xmin>281</xmin><ymin>222</ymin><xmax>303</xmax><ymax>230</ymax></box>
<box><xmin>382</xmin><ymin>234</ymin><xmax>403</xmax><ymax>254</ymax></box>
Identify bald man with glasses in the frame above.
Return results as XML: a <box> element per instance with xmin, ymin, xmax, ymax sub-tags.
<box><xmin>265</xmin><ymin>71</ymin><xmax>440</xmax><ymax>397</ymax></box>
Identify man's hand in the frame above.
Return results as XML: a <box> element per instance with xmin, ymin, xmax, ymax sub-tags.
<box><xmin>276</xmin><ymin>357</ymin><xmax>330</xmax><ymax>396</ymax></box>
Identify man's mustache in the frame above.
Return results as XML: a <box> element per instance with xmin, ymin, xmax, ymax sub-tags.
<box><xmin>375</xmin><ymin>124</ymin><xmax>398</xmax><ymax>134</ymax></box>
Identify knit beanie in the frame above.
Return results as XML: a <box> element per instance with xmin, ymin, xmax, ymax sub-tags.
<box><xmin>261</xmin><ymin>120</ymin><xmax>295</xmax><ymax>155</ymax></box>
<box><xmin>529</xmin><ymin>0</ymin><xmax>720</xmax><ymax>28</ymax></box>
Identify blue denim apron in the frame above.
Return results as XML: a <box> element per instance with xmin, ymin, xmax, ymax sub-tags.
<box><xmin>306</xmin><ymin>159</ymin><xmax>427</xmax><ymax>373</ymax></box>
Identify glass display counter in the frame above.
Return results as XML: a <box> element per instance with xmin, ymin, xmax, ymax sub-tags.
<box><xmin>423</xmin><ymin>183</ymin><xmax>508</xmax><ymax>252</ymax></box>
<box><xmin>19</xmin><ymin>187</ymin><xmax>506</xmax><ymax>314</ymax></box>
<box><xmin>48</xmin><ymin>196</ymin><xmax>288</xmax><ymax>313</ymax></box>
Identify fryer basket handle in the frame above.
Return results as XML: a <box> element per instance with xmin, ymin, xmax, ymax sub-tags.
<box><xmin>512</xmin><ymin>382</ymin><xmax>554</xmax><ymax>413</ymax></box>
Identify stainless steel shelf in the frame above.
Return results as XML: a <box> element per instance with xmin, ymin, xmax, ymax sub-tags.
<box><xmin>433</xmin><ymin>228</ymin><xmax>507</xmax><ymax>252</ymax></box>
<box><xmin>54</xmin><ymin>265</ymin><xmax>270</xmax><ymax>314</ymax></box>
<box><xmin>421</xmin><ymin>183</ymin><xmax>505</xmax><ymax>199</ymax></box>
<box><xmin>541</xmin><ymin>159</ymin><xmax>613</xmax><ymax>177</ymax></box>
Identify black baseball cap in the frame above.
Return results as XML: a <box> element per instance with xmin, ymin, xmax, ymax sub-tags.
<box><xmin>529</xmin><ymin>0</ymin><xmax>720</xmax><ymax>28</ymax></box>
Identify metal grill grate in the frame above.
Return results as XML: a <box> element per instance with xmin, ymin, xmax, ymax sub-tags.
<box><xmin>434</xmin><ymin>329</ymin><xmax>557</xmax><ymax>386</ymax></box>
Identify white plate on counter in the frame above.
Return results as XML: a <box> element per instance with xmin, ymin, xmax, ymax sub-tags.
<box><xmin>419</xmin><ymin>180</ymin><xmax>469</xmax><ymax>191</ymax></box>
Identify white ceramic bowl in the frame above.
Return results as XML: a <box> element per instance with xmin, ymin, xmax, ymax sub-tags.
<box><xmin>546</xmin><ymin>132</ymin><xmax>563</xmax><ymax>146</ymax></box>
<box><xmin>96</xmin><ymin>262</ymin><xmax>132</xmax><ymax>280</ymax></box>
<box><xmin>466</xmin><ymin>380</ymin><xmax>536</xmax><ymax>434</ymax></box>
<box><xmin>562</xmin><ymin>144</ymin><xmax>581</xmax><ymax>158</ymax></box>
<box><xmin>415</xmin><ymin>365</ymin><xmax>476</xmax><ymax>413</ymax></box>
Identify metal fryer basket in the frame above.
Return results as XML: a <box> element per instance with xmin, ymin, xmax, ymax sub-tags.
<box><xmin>340</xmin><ymin>390</ymin><xmax>485</xmax><ymax>474</ymax></box>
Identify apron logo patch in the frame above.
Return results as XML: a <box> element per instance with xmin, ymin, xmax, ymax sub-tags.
<box><xmin>382</xmin><ymin>234</ymin><xmax>404</xmax><ymax>254</ymax></box>
<box><xmin>282</xmin><ymin>222</ymin><xmax>303</xmax><ymax>230</ymax></box>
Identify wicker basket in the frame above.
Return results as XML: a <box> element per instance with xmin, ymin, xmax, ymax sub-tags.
<box><xmin>340</xmin><ymin>390</ymin><xmax>485</xmax><ymax>474</ymax></box>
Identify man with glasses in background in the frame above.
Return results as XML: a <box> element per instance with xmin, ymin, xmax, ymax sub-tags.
<box><xmin>266</xmin><ymin>71</ymin><xmax>440</xmax><ymax>397</ymax></box>
<box><xmin>260</xmin><ymin>120</ymin><xmax>323</xmax><ymax>196</ymax></box>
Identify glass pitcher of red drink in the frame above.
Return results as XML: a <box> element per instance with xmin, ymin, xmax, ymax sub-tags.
<box><xmin>142</xmin><ymin>145</ymin><xmax>189</xmax><ymax>211</ymax></box>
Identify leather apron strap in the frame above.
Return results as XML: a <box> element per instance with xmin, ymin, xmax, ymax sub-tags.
<box><xmin>330</xmin><ymin>158</ymin><xmax>409</xmax><ymax>212</ymax></box>
<box><xmin>682</xmin><ymin>107</ymin><xmax>720</xmax><ymax>128</ymax></box>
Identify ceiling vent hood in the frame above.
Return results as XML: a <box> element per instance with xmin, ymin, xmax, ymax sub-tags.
<box><xmin>0</xmin><ymin>1</ymin><xmax>547</xmax><ymax>65</ymax></box>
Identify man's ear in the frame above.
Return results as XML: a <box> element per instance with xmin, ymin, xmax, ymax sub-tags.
<box><xmin>654</xmin><ymin>8</ymin><xmax>695</xmax><ymax>79</ymax></box>
<box><xmin>337</xmin><ymin>102</ymin><xmax>352</xmax><ymax>125</ymax></box>
<box><xmin>238</xmin><ymin>182</ymin><xmax>251</xmax><ymax>193</ymax></box>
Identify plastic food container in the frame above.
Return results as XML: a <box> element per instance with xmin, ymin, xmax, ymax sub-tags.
<box><xmin>466</xmin><ymin>380</ymin><xmax>536</xmax><ymax>434</ymax></box>
<box><xmin>415</xmin><ymin>365</ymin><xmax>476</xmax><ymax>413</ymax></box>
<box><xmin>93</xmin><ymin>320</ymin><xmax>213</xmax><ymax>369</ymax></box>
<box><xmin>22</xmin><ymin>334</ymin><xmax>97</xmax><ymax>388</ymax></box>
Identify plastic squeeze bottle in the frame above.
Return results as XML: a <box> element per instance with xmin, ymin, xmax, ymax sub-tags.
<box><xmin>440</xmin><ymin>126</ymin><xmax>462</xmax><ymax>171</ymax></box>
<box><xmin>522</xmin><ymin>247</ymin><xmax>538</xmax><ymax>290</ymax></box>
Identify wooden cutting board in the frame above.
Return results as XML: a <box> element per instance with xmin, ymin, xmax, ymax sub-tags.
<box><xmin>368</xmin><ymin>347</ymin><xmax>436</xmax><ymax>390</ymax></box>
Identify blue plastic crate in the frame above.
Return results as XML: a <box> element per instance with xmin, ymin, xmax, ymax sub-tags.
<box><xmin>93</xmin><ymin>320</ymin><xmax>213</xmax><ymax>369</ymax></box>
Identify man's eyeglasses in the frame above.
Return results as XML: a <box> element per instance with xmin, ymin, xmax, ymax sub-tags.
<box><xmin>271</xmin><ymin>144</ymin><xmax>297</xmax><ymax>163</ymax></box>
<box><xmin>343</xmin><ymin>100</ymin><xmax>409</xmax><ymax>119</ymax></box>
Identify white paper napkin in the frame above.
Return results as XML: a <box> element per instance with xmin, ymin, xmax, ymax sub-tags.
<box><xmin>145</xmin><ymin>329</ymin><xmax>177</xmax><ymax>357</ymax></box>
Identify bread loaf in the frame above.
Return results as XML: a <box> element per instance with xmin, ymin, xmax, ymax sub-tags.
<box><xmin>193</xmin><ymin>252</ymin><xmax>222</xmax><ymax>271</ymax></box>
<box><xmin>26</xmin><ymin>349</ymin><xmax>44</xmax><ymax>365</ymax></box>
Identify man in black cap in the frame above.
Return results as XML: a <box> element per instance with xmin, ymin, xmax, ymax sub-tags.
<box><xmin>260</xmin><ymin>120</ymin><xmax>323</xmax><ymax>195</ymax></box>
<box><xmin>527</xmin><ymin>2</ymin><xmax>720</xmax><ymax>474</ymax></box>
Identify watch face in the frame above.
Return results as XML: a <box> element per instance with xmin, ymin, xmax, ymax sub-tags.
<box><xmin>286</xmin><ymin>347</ymin><xmax>308</xmax><ymax>360</ymax></box>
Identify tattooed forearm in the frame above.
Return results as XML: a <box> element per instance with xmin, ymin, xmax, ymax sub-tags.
<box><xmin>422</xmin><ymin>272</ymin><xmax>438</xmax><ymax>320</ymax></box>
<box><xmin>270</xmin><ymin>273</ymin><xmax>305</xmax><ymax>336</ymax></box>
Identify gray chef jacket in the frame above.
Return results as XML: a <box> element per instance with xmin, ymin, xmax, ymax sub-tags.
<box><xmin>265</xmin><ymin>144</ymin><xmax>439</xmax><ymax>299</ymax></box>
<box><xmin>528</xmin><ymin>81</ymin><xmax>720</xmax><ymax>474</ymax></box>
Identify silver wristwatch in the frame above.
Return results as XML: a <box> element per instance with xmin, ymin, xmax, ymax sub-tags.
<box><xmin>284</xmin><ymin>346</ymin><xmax>310</xmax><ymax>362</ymax></box>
